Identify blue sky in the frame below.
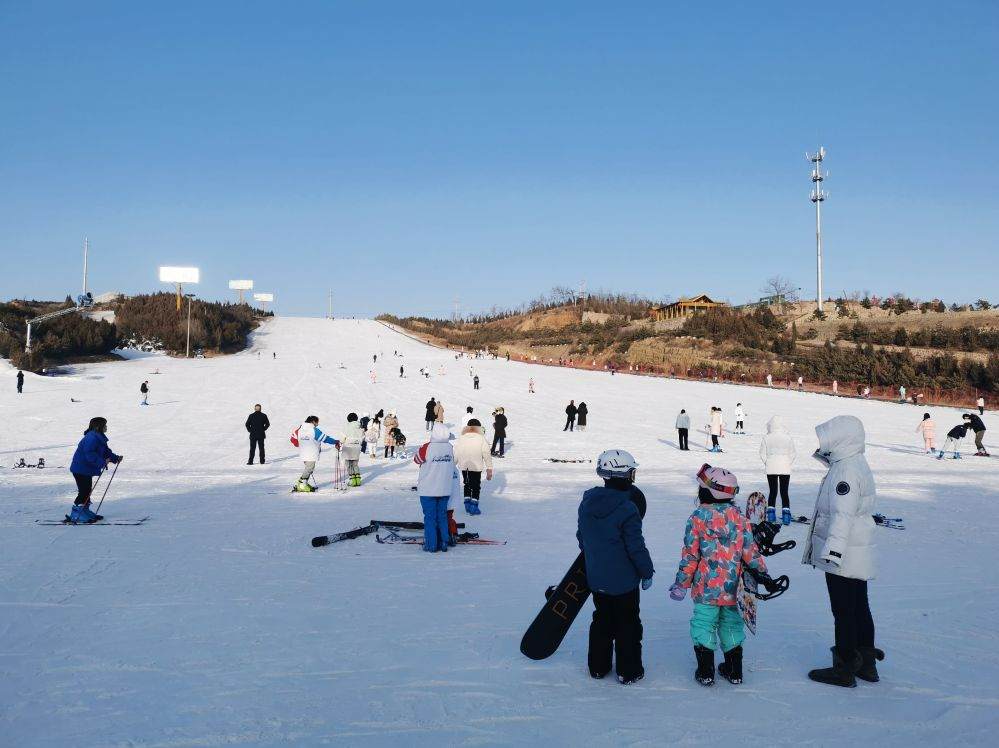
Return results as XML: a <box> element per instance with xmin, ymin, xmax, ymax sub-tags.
<box><xmin>1</xmin><ymin>1</ymin><xmax>996</xmax><ymax>318</ymax></box>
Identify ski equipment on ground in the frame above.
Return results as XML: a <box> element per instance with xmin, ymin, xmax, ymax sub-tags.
<box><xmin>38</xmin><ymin>516</ymin><xmax>151</xmax><ymax>526</ymax></box>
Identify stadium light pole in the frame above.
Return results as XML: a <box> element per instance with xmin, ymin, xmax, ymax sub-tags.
<box><xmin>185</xmin><ymin>293</ymin><xmax>196</xmax><ymax>358</ymax></box>
<box><xmin>807</xmin><ymin>147</ymin><xmax>828</xmax><ymax>313</ymax></box>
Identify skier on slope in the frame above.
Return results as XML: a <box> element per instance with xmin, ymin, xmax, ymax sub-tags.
<box><xmin>414</xmin><ymin>423</ymin><xmax>458</xmax><ymax>552</ymax></box>
<box><xmin>803</xmin><ymin>415</ymin><xmax>884</xmax><ymax>688</ymax></box>
<box><xmin>669</xmin><ymin>464</ymin><xmax>781</xmax><ymax>686</ymax></box>
<box><xmin>454</xmin><ymin>418</ymin><xmax>493</xmax><ymax>515</ymax></box>
<box><xmin>915</xmin><ymin>413</ymin><xmax>937</xmax><ymax>454</ymax></box>
<box><xmin>937</xmin><ymin>417</ymin><xmax>971</xmax><ymax>460</ymax></box>
<box><xmin>359</xmin><ymin>413</ymin><xmax>370</xmax><ymax>453</ymax></box>
<box><xmin>760</xmin><ymin>415</ymin><xmax>796</xmax><ymax>525</ymax></box>
<box><xmin>733</xmin><ymin>403</ymin><xmax>746</xmax><ymax>434</ymax></box>
<box><xmin>576</xmin><ymin>450</ymin><xmax>654</xmax><ymax>685</ymax></box>
<box><xmin>708</xmin><ymin>407</ymin><xmax>723</xmax><ymax>452</ymax></box>
<box><xmin>577</xmin><ymin>402</ymin><xmax>589</xmax><ymax>432</ymax></box>
<box><xmin>564</xmin><ymin>400</ymin><xmax>578</xmax><ymax>431</ymax></box>
<box><xmin>365</xmin><ymin>417</ymin><xmax>380</xmax><ymax>460</ymax></box>
<box><xmin>341</xmin><ymin>413</ymin><xmax>364</xmax><ymax>486</ymax></box>
<box><xmin>68</xmin><ymin>417</ymin><xmax>123</xmax><ymax>523</ymax></box>
<box><xmin>292</xmin><ymin>416</ymin><xmax>340</xmax><ymax>492</ymax></box>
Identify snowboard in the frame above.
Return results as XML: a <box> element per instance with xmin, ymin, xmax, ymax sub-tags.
<box><xmin>737</xmin><ymin>492</ymin><xmax>767</xmax><ymax>634</ymax></box>
<box><xmin>519</xmin><ymin>486</ymin><xmax>647</xmax><ymax>661</ymax></box>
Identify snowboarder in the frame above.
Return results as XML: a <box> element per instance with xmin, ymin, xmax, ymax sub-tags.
<box><xmin>245</xmin><ymin>403</ymin><xmax>270</xmax><ymax>464</ymax></box>
<box><xmin>669</xmin><ymin>464</ymin><xmax>778</xmax><ymax>686</ymax></box>
<box><xmin>424</xmin><ymin>398</ymin><xmax>436</xmax><ymax>431</ymax></box>
<box><xmin>68</xmin><ymin>417</ymin><xmax>123</xmax><ymax>523</ymax></box>
<box><xmin>414</xmin><ymin>423</ymin><xmax>457</xmax><ymax>552</ymax></box>
<box><xmin>491</xmin><ymin>407</ymin><xmax>507</xmax><ymax>457</ymax></box>
<box><xmin>966</xmin><ymin>412</ymin><xmax>989</xmax><ymax>456</ymax></box>
<box><xmin>804</xmin><ymin>415</ymin><xmax>884</xmax><ymax>688</ymax></box>
<box><xmin>16</xmin><ymin>370</ymin><xmax>24</xmax><ymax>394</ymax></box>
<box><xmin>455</xmin><ymin>419</ymin><xmax>493</xmax><ymax>514</ymax></box>
<box><xmin>733</xmin><ymin>403</ymin><xmax>746</xmax><ymax>434</ymax></box>
<box><xmin>140</xmin><ymin>380</ymin><xmax>149</xmax><ymax>406</ymax></box>
<box><xmin>564</xmin><ymin>400</ymin><xmax>578</xmax><ymax>431</ymax></box>
<box><xmin>676</xmin><ymin>409</ymin><xmax>690</xmax><ymax>450</ymax></box>
<box><xmin>577</xmin><ymin>402</ymin><xmax>589</xmax><ymax>431</ymax></box>
<box><xmin>293</xmin><ymin>416</ymin><xmax>340</xmax><ymax>492</ymax></box>
<box><xmin>937</xmin><ymin>419</ymin><xmax>970</xmax><ymax>460</ymax></box>
<box><xmin>473</xmin><ymin>374</ymin><xmax>479</xmax><ymax>390</ymax></box>
<box><xmin>915</xmin><ymin>413</ymin><xmax>937</xmax><ymax>454</ymax></box>
<box><xmin>383</xmin><ymin>411</ymin><xmax>400</xmax><ymax>458</ymax></box>
<box><xmin>577</xmin><ymin>450</ymin><xmax>654</xmax><ymax>684</ymax></box>
<box><xmin>760</xmin><ymin>415</ymin><xmax>796</xmax><ymax>525</ymax></box>
<box><xmin>341</xmin><ymin>413</ymin><xmax>364</xmax><ymax>486</ymax></box>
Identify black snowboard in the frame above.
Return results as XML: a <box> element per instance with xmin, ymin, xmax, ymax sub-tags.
<box><xmin>519</xmin><ymin>485</ymin><xmax>646</xmax><ymax>660</ymax></box>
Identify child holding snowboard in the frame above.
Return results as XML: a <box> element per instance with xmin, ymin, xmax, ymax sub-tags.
<box><xmin>576</xmin><ymin>449</ymin><xmax>654</xmax><ymax>684</ymax></box>
<box><xmin>669</xmin><ymin>464</ymin><xmax>781</xmax><ymax>686</ymax></box>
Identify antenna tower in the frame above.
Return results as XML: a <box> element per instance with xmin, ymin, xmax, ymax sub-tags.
<box><xmin>807</xmin><ymin>147</ymin><xmax>828</xmax><ymax>313</ymax></box>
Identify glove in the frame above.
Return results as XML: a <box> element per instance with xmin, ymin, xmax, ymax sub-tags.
<box><xmin>641</xmin><ymin>577</ymin><xmax>653</xmax><ymax>591</ymax></box>
<box><xmin>669</xmin><ymin>583</ymin><xmax>687</xmax><ymax>601</ymax></box>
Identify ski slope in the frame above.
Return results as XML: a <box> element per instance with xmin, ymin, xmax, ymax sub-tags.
<box><xmin>1</xmin><ymin>317</ymin><xmax>996</xmax><ymax>748</ymax></box>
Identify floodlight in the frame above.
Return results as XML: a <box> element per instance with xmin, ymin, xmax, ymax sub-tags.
<box><xmin>228</xmin><ymin>280</ymin><xmax>253</xmax><ymax>290</ymax></box>
<box><xmin>159</xmin><ymin>267</ymin><xmax>200</xmax><ymax>284</ymax></box>
<box><xmin>253</xmin><ymin>293</ymin><xmax>273</xmax><ymax>302</ymax></box>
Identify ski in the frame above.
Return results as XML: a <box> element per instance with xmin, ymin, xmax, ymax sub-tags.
<box><xmin>370</xmin><ymin>520</ymin><xmax>465</xmax><ymax>530</ymax></box>
<box><xmin>38</xmin><ymin>516</ymin><xmax>150</xmax><ymax>526</ymax></box>
<box><xmin>375</xmin><ymin>530</ymin><xmax>505</xmax><ymax>546</ymax></box>
<box><xmin>544</xmin><ymin>459</ymin><xmax>592</xmax><ymax>463</ymax></box>
<box><xmin>311</xmin><ymin>524</ymin><xmax>377</xmax><ymax>547</ymax></box>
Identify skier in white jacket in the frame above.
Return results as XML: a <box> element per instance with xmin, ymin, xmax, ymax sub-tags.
<box><xmin>414</xmin><ymin>423</ymin><xmax>459</xmax><ymax>552</ymax></box>
<box><xmin>759</xmin><ymin>415</ymin><xmax>796</xmax><ymax>525</ymax></box>
<box><xmin>454</xmin><ymin>419</ymin><xmax>493</xmax><ymax>515</ymax></box>
<box><xmin>733</xmin><ymin>403</ymin><xmax>747</xmax><ymax>434</ymax></box>
<box><xmin>802</xmin><ymin>415</ymin><xmax>882</xmax><ymax>689</ymax></box>
<box><xmin>294</xmin><ymin>416</ymin><xmax>340</xmax><ymax>492</ymax></box>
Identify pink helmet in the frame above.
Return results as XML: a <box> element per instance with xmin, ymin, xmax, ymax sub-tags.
<box><xmin>696</xmin><ymin>463</ymin><xmax>739</xmax><ymax>500</ymax></box>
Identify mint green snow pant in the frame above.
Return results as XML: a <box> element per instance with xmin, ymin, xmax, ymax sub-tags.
<box><xmin>690</xmin><ymin>602</ymin><xmax>745</xmax><ymax>652</ymax></box>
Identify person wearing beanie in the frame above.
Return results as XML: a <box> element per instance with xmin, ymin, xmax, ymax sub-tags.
<box><xmin>669</xmin><ymin>464</ymin><xmax>781</xmax><ymax>687</ymax></box>
<box><xmin>341</xmin><ymin>413</ymin><xmax>364</xmax><ymax>486</ymax></box>
<box><xmin>915</xmin><ymin>413</ymin><xmax>937</xmax><ymax>454</ymax></box>
<box><xmin>803</xmin><ymin>415</ymin><xmax>883</xmax><ymax>688</ymax></box>
<box><xmin>966</xmin><ymin>412</ymin><xmax>989</xmax><ymax>456</ymax></box>
<box><xmin>760</xmin><ymin>415</ymin><xmax>797</xmax><ymax>525</ymax></box>
<box><xmin>576</xmin><ymin>450</ymin><xmax>653</xmax><ymax>685</ymax></box>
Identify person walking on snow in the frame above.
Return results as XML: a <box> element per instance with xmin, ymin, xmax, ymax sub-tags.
<box><xmin>455</xmin><ymin>419</ymin><xmax>493</xmax><ymax>514</ymax></box>
<box><xmin>383</xmin><ymin>411</ymin><xmax>400</xmax><ymax>458</ymax></box>
<box><xmin>365</xmin><ymin>418</ymin><xmax>380</xmax><ymax>459</ymax></box>
<box><xmin>977</xmin><ymin>396</ymin><xmax>985</xmax><ymax>415</ymax></box>
<box><xmin>804</xmin><ymin>415</ymin><xmax>884</xmax><ymax>688</ymax></box>
<box><xmin>434</xmin><ymin>399</ymin><xmax>445</xmax><ymax>424</ymax></box>
<box><xmin>577</xmin><ymin>450</ymin><xmax>654</xmax><ymax>684</ymax></box>
<box><xmin>414</xmin><ymin>423</ymin><xmax>458</xmax><ymax>552</ymax></box>
<box><xmin>491</xmin><ymin>407</ymin><xmax>508</xmax><ymax>457</ymax></box>
<box><xmin>966</xmin><ymin>412</ymin><xmax>989</xmax><ymax>456</ymax></box>
<box><xmin>766</xmin><ymin>373</ymin><xmax>773</xmax><ymax>388</ymax></box>
<box><xmin>676</xmin><ymin>409</ymin><xmax>690</xmax><ymax>450</ymax></box>
<box><xmin>16</xmin><ymin>370</ymin><xmax>24</xmax><ymax>393</ymax></box>
<box><xmin>669</xmin><ymin>464</ymin><xmax>782</xmax><ymax>686</ymax></box>
<box><xmin>760</xmin><ymin>415</ymin><xmax>796</xmax><ymax>525</ymax></box>
<box><xmin>937</xmin><ymin>419</ymin><xmax>970</xmax><ymax>460</ymax></box>
<box><xmin>424</xmin><ymin>398</ymin><xmax>436</xmax><ymax>431</ymax></box>
<box><xmin>473</xmin><ymin>374</ymin><xmax>479</xmax><ymax>390</ymax></box>
<box><xmin>341</xmin><ymin>413</ymin><xmax>365</xmax><ymax>486</ymax></box>
<box><xmin>68</xmin><ymin>417</ymin><xmax>123</xmax><ymax>523</ymax></box>
<box><xmin>577</xmin><ymin>402</ymin><xmax>589</xmax><ymax>431</ymax></box>
<box><xmin>245</xmin><ymin>403</ymin><xmax>270</xmax><ymax>464</ymax></box>
<box><xmin>564</xmin><ymin>400</ymin><xmax>578</xmax><ymax>431</ymax></box>
<box><xmin>708</xmin><ymin>407</ymin><xmax>724</xmax><ymax>452</ymax></box>
<box><xmin>733</xmin><ymin>403</ymin><xmax>746</xmax><ymax>434</ymax></box>
<box><xmin>140</xmin><ymin>380</ymin><xmax>149</xmax><ymax>405</ymax></box>
<box><xmin>915</xmin><ymin>413</ymin><xmax>937</xmax><ymax>454</ymax></box>
<box><xmin>528</xmin><ymin>377</ymin><xmax>535</xmax><ymax>393</ymax></box>
<box><xmin>293</xmin><ymin>416</ymin><xmax>340</xmax><ymax>492</ymax></box>
<box><xmin>898</xmin><ymin>385</ymin><xmax>906</xmax><ymax>403</ymax></box>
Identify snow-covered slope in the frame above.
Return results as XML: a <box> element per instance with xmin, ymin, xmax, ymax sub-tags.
<box><xmin>1</xmin><ymin>318</ymin><xmax>996</xmax><ymax>747</ymax></box>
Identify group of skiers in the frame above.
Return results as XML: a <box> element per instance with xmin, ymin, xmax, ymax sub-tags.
<box><xmin>575</xmin><ymin>413</ymin><xmax>881</xmax><ymax>690</ymax></box>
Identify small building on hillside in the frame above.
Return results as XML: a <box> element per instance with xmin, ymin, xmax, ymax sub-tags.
<box><xmin>651</xmin><ymin>294</ymin><xmax>727</xmax><ymax>321</ymax></box>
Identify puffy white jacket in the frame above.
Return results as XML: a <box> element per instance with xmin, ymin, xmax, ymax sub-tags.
<box><xmin>734</xmin><ymin>405</ymin><xmax>746</xmax><ymax>421</ymax></box>
<box><xmin>341</xmin><ymin>421</ymin><xmax>364</xmax><ymax>461</ymax></box>
<box><xmin>454</xmin><ymin>430</ymin><xmax>493</xmax><ymax>472</ymax></box>
<box><xmin>709</xmin><ymin>410</ymin><xmax>724</xmax><ymax>436</ymax></box>
<box><xmin>415</xmin><ymin>423</ymin><xmax>455</xmax><ymax>497</ymax></box>
<box><xmin>760</xmin><ymin>416</ymin><xmax>796</xmax><ymax>474</ymax></box>
<box><xmin>297</xmin><ymin>422</ymin><xmax>339</xmax><ymax>462</ymax></box>
<box><xmin>801</xmin><ymin>415</ymin><xmax>877</xmax><ymax>581</ymax></box>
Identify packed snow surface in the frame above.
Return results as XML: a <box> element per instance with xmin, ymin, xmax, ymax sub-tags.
<box><xmin>2</xmin><ymin>318</ymin><xmax>996</xmax><ymax>747</ymax></box>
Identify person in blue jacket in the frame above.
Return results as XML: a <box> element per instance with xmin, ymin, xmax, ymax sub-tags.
<box><xmin>69</xmin><ymin>417</ymin><xmax>123</xmax><ymax>523</ymax></box>
<box><xmin>576</xmin><ymin>449</ymin><xmax>654</xmax><ymax>684</ymax></box>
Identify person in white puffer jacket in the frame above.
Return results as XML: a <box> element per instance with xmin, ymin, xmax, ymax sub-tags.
<box><xmin>759</xmin><ymin>415</ymin><xmax>796</xmax><ymax>525</ymax></box>
<box><xmin>802</xmin><ymin>414</ymin><xmax>882</xmax><ymax>689</ymax></box>
<box><xmin>414</xmin><ymin>423</ymin><xmax>458</xmax><ymax>552</ymax></box>
<box><xmin>454</xmin><ymin>419</ymin><xmax>493</xmax><ymax>515</ymax></box>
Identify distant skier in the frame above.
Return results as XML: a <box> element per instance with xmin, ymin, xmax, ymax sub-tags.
<box><xmin>669</xmin><ymin>464</ymin><xmax>779</xmax><ymax>686</ymax></box>
<box><xmin>140</xmin><ymin>380</ymin><xmax>149</xmax><ymax>406</ymax></box>
<box><xmin>733</xmin><ymin>403</ymin><xmax>746</xmax><ymax>434</ymax></box>
<box><xmin>915</xmin><ymin>413</ymin><xmax>937</xmax><ymax>454</ymax></box>
<box><xmin>473</xmin><ymin>374</ymin><xmax>480</xmax><ymax>390</ymax></box>
<box><xmin>365</xmin><ymin>418</ymin><xmax>380</xmax><ymax>459</ymax></box>
<box><xmin>797</xmin><ymin>375</ymin><xmax>804</xmax><ymax>391</ymax></box>
<box><xmin>341</xmin><ymin>413</ymin><xmax>364</xmax><ymax>486</ymax></box>
<box><xmin>383</xmin><ymin>411</ymin><xmax>400</xmax><ymax>458</ymax></box>
<box><xmin>577</xmin><ymin>402</ymin><xmax>589</xmax><ymax>432</ymax></box>
<box><xmin>675</xmin><ymin>409</ymin><xmax>690</xmax><ymax>450</ymax></box>
<box><xmin>937</xmin><ymin>418</ymin><xmax>970</xmax><ymax>460</ymax></box>
<box><xmin>16</xmin><ymin>370</ymin><xmax>24</xmax><ymax>394</ymax></box>
<box><xmin>292</xmin><ymin>416</ymin><xmax>339</xmax><ymax>492</ymax></box>
<box><xmin>245</xmin><ymin>403</ymin><xmax>270</xmax><ymax>464</ymax></box>
<box><xmin>804</xmin><ymin>415</ymin><xmax>884</xmax><ymax>688</ymax></box>
<box><xmin>760</xmin><ymin>415</ymin><xmax>796</xmax><ymax>525</ymax></box>
<box><xmin>424</xmin><ymin>398</ymin><xmax>436</xmax><ymax>431</ymax></box>
<box><xmin>455</xmin><ymin>418</ymin><xmax>493</xmax><ymax>514</ymax></box>
<box><xmin>966</xmin><ymin>412</ymin><xmax>989</xmax><ymax>456</ymax></box>
<box><xmin>708</xmin><ymin>407</ymin><xmax>723</xmax><ymax>452</ymax></box>
<box><xmin>400</xmin><ymin>365</ymin><xmax>404</xmax><ymax>378</ymax></box>
<box><xmin>528</xmin><ymin>377</ymin><xmax>535</xmax><ymax>393</ymax></box>
<box><xmin>414</xmin><ymin>423</ymin><xmax>458</xmax><ymax>552</ymax></box>
<box><xmin>766</xmin><ymin>373</ymin><xmax>773</xmax><ymax>387</ymax></box>
<box><xmin>491</xmin><ymin>407</ymin><xmax>507</xmax><ymax>457</ymax></box>
<box><xmin>832</xmin><ymin>380</ymin><xmax>838</xmax><ymax>396</ymax></box>
<box><xmin>564</xmin><ymin>400</ymin><xmax>578</xmax><ymax>432</ymax></box>
<box><xmin>577</xmin><ymin>450</ymin><xmax>654</xmax><ymax>685</ymax></box>
<box><xmin>977</xmin><ymin>396</ymin><xmax>985</xmax><ymax>415</ymax></box>
<box><xmin>68</xmin><ymin>417</ymin><xmax>123</xmax><ymax>523</ymax></box>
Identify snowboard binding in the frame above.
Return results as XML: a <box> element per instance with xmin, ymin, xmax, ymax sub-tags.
<box><xmin>746</xmin><ymin>568</ymin><xmax>790</xmax><ymax>600</ymax></box>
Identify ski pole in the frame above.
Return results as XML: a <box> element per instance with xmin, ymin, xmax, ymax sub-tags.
<box><xmin>93</xmin><ymin>460</ymin><xmax>120</xmax><ymax>515</ymax></box>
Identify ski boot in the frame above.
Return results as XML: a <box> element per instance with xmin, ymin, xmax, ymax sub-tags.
<box><xmin>68</xmin><ymin>504</ymin><xmax>99</xmax><ymax>523</ymax></box>
<box><xmin>618</xmin><ymin>669</ymin><xmax>644</xmax><ymax>685</ymax></box>
<box><xmin>782</xmin><ymin>508</ymin><xmax>792</xmax><ymax>526</ymax></box>
<box><xmin>349</xmin><ymin>474</ymin><xmax>362</xmax><ymax>487</ymax></box>
<box><xmin>693</xmin><ymin>645</ymin><xmax>715</xmax><ymax>686</ymax></box>
<box><xmin>856</xmin><ymin>646</ymin><xmax>885</xmax><ymax>682</ymax></box>
<box><xmin>468</xmin><ymin>500</ymin><xmax>481</xmax><ymax>515</ymax></box>
<box><xmin>953</xmin><ymin>453</ymin><xmax>962</xmax><ymax>460</ymax></box>
<box><xmin>930</xmin><ymin>448</ymin><xmax>937</xmax><ymax>453</ymax></box>
<box><xmin>808</xmin><ymin>646</ymin><xmax>861</xmax><ymax>688</ymax></box>
<box><xmin>936</xmin><ymin>452</ymin><xmax>945</xmax><ymax>460</ymax></box>
<box><xmin>293</xmin><ymin>481</ymin><xmax>315</xmax><ymax>493</ymax></box>
<box><xmin>766</xmin><ymin>507</ymin><xmax>777</xmax><ymax>523</ymax></box>
<box><xmin>718</xmin><ymin>645</ymin><xmax>743</xmax><ymax>684</ymax></box>
<box><xmin>464</xmin><ymin>499</ymin><xmax>473</xmax><ymax>514</ymax></box>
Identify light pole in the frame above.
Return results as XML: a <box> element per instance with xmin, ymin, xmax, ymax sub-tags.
<box><xmin>807</xmin><ymin>147</ymin><xmax>828</xmax><ymax>313</ymax></box>
<box><xmin>185</xmin><ymin>293</ymin><xmax>196</xmax><ymax>358</ymax></box>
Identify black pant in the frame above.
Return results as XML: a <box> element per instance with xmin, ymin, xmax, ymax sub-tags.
<box><xmin>589</xmin><ymin>587</ymin><xmax>643</xmax><ymax>680</ymax></box>
<box><xmin>73</xmin><ymin>473</ymin><xmax>94</xmax><ymax>505</ymax></box>
<box><xmin>678</xmin><ymin>428</ymin><xmax>688</xmax><ymax>450</ymax></box>
<box><xmin>462</xmin><ymin>470</ymin><xmax>482</xmax><ymax>500</ymax></box>
<box><xmin>766</xmin><ymin>474</ymin><xmax>790</xmax><ymax>508</ymax></box>
<box><xmin>473</xmin><ymin>382</ymin><xmax>479</xmax><ymax>389</ymax></box>
<box><xmin>711</xmin><ymin>434</ymin><xmax>719</xmax><ymax>448</ymax></box>
<box><xmin>249</xmin><ymin>437</ymin><xmax>265</xmax><ymax>463</ymax></box>
<box><xmin>491</xmin><ymin>434</ymin><xmax>505</xmax><ymax>456</ymax></box>
<box><xmin>564</xmin><ymin>417</ymin><xmax>575</xmax><ymax>431</ymax></box>
<box><xmin>825</xmin><ymin>573</ymin><xmax>875</xmax><ymax>653</ymax></box>
<box><xmin>735</xmin><ymin>420</ymin><xmax>744</xmax><ymax>431</ymax></box>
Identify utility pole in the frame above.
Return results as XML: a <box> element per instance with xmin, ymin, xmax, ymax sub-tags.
<box><xmin>453</xmin><ymin>298</ymin><xmax>461</xmax><ymax>323</ymax></box>
<box><xmin>577</xmin><ymin>280</ymin><xmax>586</xmax><ymax>307</ymax></box>
<box><xmin>82</xmin><ymin>237</ymin><xmax>89</xmax><ymax>297</ymax></box>
<box><xmin>328</xmin><ymin>289</ymin><xmax>333</xmax><ymax>319</ymax></box>
<box><xmin>807</xmin><ymin>147</ymin><xmax>828</xmax><ymax>313</ymax></box>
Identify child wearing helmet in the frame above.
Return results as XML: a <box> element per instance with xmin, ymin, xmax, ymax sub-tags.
<box><xmin>576</xmin><ymin>449</ymin><xmax>654</xmax><ymax>685</ymax></box>
<box><xmin>669</xmin><ymin>464</ymin><xmax>780</xmax><ymax>686</ymax></box>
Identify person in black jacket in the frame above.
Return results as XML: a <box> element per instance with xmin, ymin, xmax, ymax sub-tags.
<box><xmin>491</xmin><ymin>407</ymin><xmax>508</xmax><ymax>457</ymax></box>
<box><xmin>245</xmin><ymin>404</ymin><xmax>270</xmax><ymax>464</ymax></box>
<box><xmin>937</xmin><ymin>420</ymin><xmax>970</xmax><ymax>460</ymax></box>
<box><xmin>577</xmin><ymin>402</ymin><xmax>589</xmax><ymax>432</ymax></box>
<box><xmin>966</xmin><ymin>413</ymin><xmax>989</xmax><ymax>456</ymax></box>
<box><xmin>425</xmin><ymin>398</ymin><xmax>436</xmax><ymax>431</ymax></box>
<box><xmin>16</xmin><ymin>370</ymin><xmax>24</xmax><ymax>394</ymax></box>
<box><xmin>564</xmin><ymin>400</ymin><xmax>578</xmax><ymax>431</ymax></box>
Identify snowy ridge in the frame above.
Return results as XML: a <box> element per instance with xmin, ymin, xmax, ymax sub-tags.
<box><xmin>1</xmin><ymin>317</ymin><xmax>996</xmax><ymax>747</ymax></box>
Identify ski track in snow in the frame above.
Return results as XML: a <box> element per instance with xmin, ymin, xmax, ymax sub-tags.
<box><xmin>1</xmin><ymin>317</ymin><xmax>997</xmax><ymax>747</ymax></box>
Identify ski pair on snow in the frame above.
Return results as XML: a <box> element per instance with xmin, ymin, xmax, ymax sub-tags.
<box><xmin>310</xmin><ymin>520</ymin><xmax>468</xmax><ymax>548</ymax></box>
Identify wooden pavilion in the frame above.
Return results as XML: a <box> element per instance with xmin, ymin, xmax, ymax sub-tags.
<box><xmin>651</xmin><ymin>294</ymin><xmax>727</xmax><ymax>321</ymax></box>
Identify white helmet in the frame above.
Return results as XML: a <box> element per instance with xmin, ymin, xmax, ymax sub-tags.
<box><xmin>596</xmin><ymin>449</ymin><xmax>638</xmax><ymax>481</ymax></box>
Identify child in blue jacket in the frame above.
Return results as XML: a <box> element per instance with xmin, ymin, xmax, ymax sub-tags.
<box><xmin>69</xmin><ymin>417</ymin><xmax>123</xmax><ymax>522</ymax></box>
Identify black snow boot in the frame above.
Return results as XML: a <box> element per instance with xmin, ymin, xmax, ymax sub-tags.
<box><xmin>856</xmin><ymin>646</ymin><xmax>885</xmax><ymax>683</ymax></box>
<box><xmin>693</xmin><ymin>645</ymin><xmax>715</xmax><ymax>686</ymax></box>
<box><xmin>718</xmin><ymin>645</ymin><xmax>743</xmax><ymax>684</ymax></box>
<box><xmin>808</xmin><ymin>646</ymin><xmax>861</xmax><ymax>688</ymax></box>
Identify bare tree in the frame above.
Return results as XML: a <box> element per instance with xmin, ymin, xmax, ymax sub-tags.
<box><xmin>762</xmin><ymin>276</ymin><xmax>797</xmax><ymax>314</ymax></box>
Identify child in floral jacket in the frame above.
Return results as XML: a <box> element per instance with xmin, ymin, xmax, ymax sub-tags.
<box><xmin>669</xmin><ymin>464</ymin><xmax>780</xmax><ymax>686</ymax></box>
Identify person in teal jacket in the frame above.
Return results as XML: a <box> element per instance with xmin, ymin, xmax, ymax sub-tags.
<box><xmin>68</xmin><ymin>417</ymin><xmax>123</xmax><ymax>523</ymax></box>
